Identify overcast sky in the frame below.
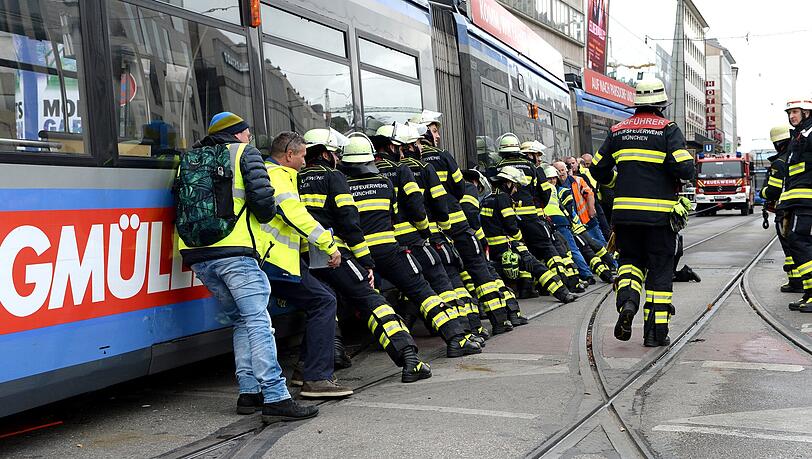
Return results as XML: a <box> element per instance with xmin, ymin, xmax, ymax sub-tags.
<box><xmin>693</xmin><ymin>0</ymin><xmax>808</xmax><ymax>151</ymax></box>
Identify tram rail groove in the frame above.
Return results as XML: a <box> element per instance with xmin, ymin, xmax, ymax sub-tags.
<box><xmin>167</xmin><ymin>216</ymin><xmax>762</xmax><ymax>459</ymax></box>
<box><xmin>527</xmin><ymin>224</ymin><xmax>776</xmax><ymax>458</ymax></box>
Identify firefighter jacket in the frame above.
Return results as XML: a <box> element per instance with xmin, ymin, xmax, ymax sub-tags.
<box><xmin>340</xmin><ymin>167</ymin><xmax>399</xmax><ymax>249</ymax></box>
<box><xmin>398</xmin><ymin>155</ymin><xmax>449</xmax><ymax>242</ymax></box>
<box><xmin>179</xmin><ymin>137</ymin><xmax>275</xmax><ymax>266</ymax></box>
<box><xmin>761</xmin><ymin>150</ymin><xmax>788</xmax><ymax>203</ymax></box>
<box><xmin>591</xmin><ymin>111</ymin><xmax>695</xmax><ymax>226</ymax></box>
<box><xmin>558</xmin><ymin>187</ymin><xmax>589</xmax><ymax>235</ymax></box>
<box><xmin>420</xmin><ymin>146</ymin><xmax>471</xmax><ymax>236</ymax></box>
<box><xmin>778</xmin><ymin>116</ymin><xmax>812</xmax><ymax>211</ymax></box>
<box><xmin>460</xmin><ymin>182</ymin><xmax>486</xmax><ymax>244</ymax></box>
<box><xmin>480</xmin><ymin>190</ymin><xmax>523</xmax><ymax>248</ymax></box>
<box><xmin>495</xmin><ymin>154</ymin><xmax>551</xmax><ymax>220</ymax></box>
<box><xmin>375</xmin><ymin>156</ymin><xmax>431</xmax><ymax>243</ymax></box>
<box><xmin>259</xmin><ymin>160</ymin><xmax>337</xmax><ymax>281</ymax></box>
<box><xmin>298</xmin><ymin>159</ymin><xmax>374</xmax><ymax>269</ymax></box>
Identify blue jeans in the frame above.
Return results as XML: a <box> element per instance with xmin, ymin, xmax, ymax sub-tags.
<box><xmin>556</xmin><ymin>226</ymin><xmax>592</xmax><ymax>278</ymax></box>
<box><xmin>586</xmin><ymin>219</ymin><xmax>617</xmax><ymax>268</ymax></box>
<box><xmin>192</xmin><ymin>256</ymin><xmax>290</xmax><ymax>404</ymax></box>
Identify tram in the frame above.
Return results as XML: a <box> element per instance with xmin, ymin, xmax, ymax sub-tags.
<box><xmin>0</xmin><ymin>0</ymin><xmax>573</xmax><ymax>417</ymax></box>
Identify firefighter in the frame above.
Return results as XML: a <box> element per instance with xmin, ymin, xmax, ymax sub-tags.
<box><xmin>298</xmin><ymin>128</ymin><xmax>432</xmax><ymax>383</ymax></box>
<box><xmin>373</xmin><ymin>123</ymin><xmax>488</xmax><ymax>342</ymax></box>
<box><xmin>543</xmin><ymin>165</ymin><xmax>614</xmax><ymax>284</ymax></box>
<box><xmin>558</xmin><ymin>180</ymin><xmax>617</xmax><ymax>279</ymax></box>
<box><xmin>760</xmin><ymin>125</ymin><xmax>800</xmax><ymax>293</ymax></box>
<box><xmin>590</xmin><ymin>78</ymin><xmax>695</xmax><ymax>346</ymax></box>
<box><xmin>495</xmin><ymin>133</ymin><xmax>582</xmax><ymax>291</ymax></box>
<box><xmin>481</xmin><ymin>166</ymin><xmax>579</xmax><ymax>303</ymax></box>
<box><xmin>778</xmin><ymin>98</ymin><xmax>812</xmax><ymax>312</ymax></box>
<box><xmin>339</xmin><ymin>133</ymin><xmax>482</xmax><ymax>355</ymax></box>
<box><xmin>413</xmin><ymin>114</ymin><xmax>526</xmax><ymax>330</ymax></box>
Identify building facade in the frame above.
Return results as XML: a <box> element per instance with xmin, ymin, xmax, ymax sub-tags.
<box><xmin>705</xmin><ymin>38</ymin><xmax>738</xmax><ymax>153</ymax></box>
<box><xmin>669</xmin><ymin>0</ymin><xmax>708</xmax><ymax>143</ymax></box>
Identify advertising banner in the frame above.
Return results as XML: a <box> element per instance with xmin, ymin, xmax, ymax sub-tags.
<box><xmin>583</xmin><ymin>69</ymin><xmax>634</xmax><ymax>106</ymax></box>
<box><xmin>587</xmin><ymin>0</ymin><xmax>610</xmax><ymax>73</ymax></box>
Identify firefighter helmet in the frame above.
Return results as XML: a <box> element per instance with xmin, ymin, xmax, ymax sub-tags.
<box><xmin>409</xmin><ymin>109</ymin><xmax>442</xmax><ymax>128</ymax></box>
<box><xmin>544</xmin><ymin>165</ymin><xmax>558</xmax><ymax>179</ymax></box>
<box><xmin>494</xmin><ymin>165</ymin><xmax>530</xmax><ymax>185</ymax></box>
<box><xmin>497</xmin><ymin>133</ymin><xmax>521</xmax><ymax>155</ymax></box>
<box><xmin>341</xmin><ymin>133</ymin><xmax>376</xmax><ymax>163</ymax></box>
<box><xmin>634</xmin><ymin>78</ymin><xmax>668</xmax><ymax>107</ymax></box>
<box><xmin>303</xmin><ymin>128</ymin><xmax>348</xmax><ymax>152</ymax></box>
<box><xmin>770</xmin><ymin>125</ymin><xmax>791</xmax><ymax>143</ymax></box>
<box><xmin>520</xmin><ymin>140</ymin><xmax>547</xmax><ymax>153</ymax></box>
<box><xmin>785</xmin><ymin>99</ymin><xmax>812</xmax><ymax>112</ymax></box>
<box><xmin>375</xmin><ymin>122</ymin><xmax>409</xmax><ymax>146</ymax></box>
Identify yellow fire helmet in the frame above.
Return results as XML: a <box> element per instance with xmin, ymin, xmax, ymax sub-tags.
<box><xmin>769</xmin><ymin>125</ymin><xmax>791</xmax><ymax>143</ymax></box>
<box><xmin>634</xmin><ymin>78</ymin><xmax>668</xmax><ymax>107</ymax></box>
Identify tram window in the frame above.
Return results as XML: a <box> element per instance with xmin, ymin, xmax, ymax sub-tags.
<box><xmin>538</xmin><ymin>109</ymin><xmax>555</xmax><ymax>152</ymax></box>
<box><xmin>482</xmin><ymin>85</ymin><xmax>508</xmax><ymax>110</ymax></box>
<box><xmin>261</xmin><ymin>5</ymin><xmax>346</xmax><ymax>58</ymax></box>
<box><xmin>0</xmin><ymin>0</ymin><xmax>87</xmax><ymax>155</ymax></box>
<box><xmin>359</xmin><ymin>38</ymin><xmax>418</xmax><ymax>79</ymax></box>
<box><xmin>360</xmin><ymin>70</ymin><xmax>421</xmax><ymax>127</ymax></box>
<box><xmin>108</xmin><ymin>1</ymin><xmax>254</xmax><ymax>158</ymax></box>
<box><xmin>153</xmin><ymin>0</ymin><xmax>242</xmax><ymax>25</ymax></box>
<box><xmin>554</xmin><ymin>115</ymin><xmax>572</xmax><ymax>158</ymax></box>
<box><xmin>263</xmin><ymin>43</ymin><xmax>353</xmax><ymax>134</ymax></box>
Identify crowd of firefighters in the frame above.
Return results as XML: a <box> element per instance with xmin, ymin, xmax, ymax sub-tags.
<box><xmin>178</xmin><ymin>78</ymin><xmax>713</xmax><ymax>423</ymax></box>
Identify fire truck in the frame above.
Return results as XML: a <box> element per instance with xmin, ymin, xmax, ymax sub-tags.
<box><xmin>693</xmin><ymin>152</ymin><xmax>755</xmax><ymax>216</ymax></box>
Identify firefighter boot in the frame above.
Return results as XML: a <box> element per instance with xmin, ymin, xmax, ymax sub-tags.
<box><xmin>674</xmin><ymin>265</ymin><xmax>702</xmax><ymax>283</ymax></box>
<box><xmin>781</xmin><ymin>280</ymin><xmax>804</xmax><ymax>293</ymax></box>
<box><xmin>553</xmin><ymin>287</ymin><xmax>579</xmax><ymax>304</ymax></box>
<box><xmin>643</xmin><ymin>304</ymin><xmax>673</xmax><ymax>347</ymax></box>
<box><xmin>447</xmin><ymin>334</ymin><xmax>482</xmax><ymax>358</ymax></box>
<box><xmin>599</xmin><ymin>270</ymin><xmax>616</xmax><ymax>284</ymax></box>
<box><xmin>334</xmin><ymin>335</ymin><xmax>352</xmax><ymax>370</ymax></box>
<box><xmin>400</xmin><ymin>346</ymin><xmax>432</xmax><ymax>383</ymax></box>
<box><xmin>790</xmin><ymin>295</ymin><xmax>812</xmax><ymax>312</ymax></box>
<box><xmin>508</xmin><ymin>310</ymin><xmax>529</xmax><ymax>327</ymax></box>
<box><xmin>643</xmin><ymin>332</ymin><xmax>671</xmax><ymax>347</ymax></box>
<box><xmin>614</xmin><ymin>301</ymin><xmax>636</xmax><ymax>342</ymax></box>
<box><xmin>490</xmin><ymin>316</ymin><xmax>514</xmax><ymax>335</ymax></box>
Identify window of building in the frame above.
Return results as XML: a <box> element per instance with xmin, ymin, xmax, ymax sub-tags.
<box><xmin>154</xmin><ymin>0</ymin><xmax>242</xmax><ymax>25</ymax></box>
<box><xmin>260</xmin><ymin>7</ymin><xmax>354</xmax><ymax>135</ymax></box>
<box><xmin>500</xmin><ymin>0</ymin><xmax>584</xmax><ymax>44</ymax></box>
<box><xmin>261</xmin><ymin>5</ymin><xmax>346</xmax><ymax>57</ymax></box>
<box><xmin>0</xmin><ymin>0</ymin><xmax>87</xmax><ymax>156</ymax></box>
<box><xmin>108</xmin><ymin>1</ymin><xmax>253</xmax><ymax>159</ymax></box>
<box><xmin>359</xmin><ymin>38</ymin><xmax>418</xmax><ymax>79</ymax></box>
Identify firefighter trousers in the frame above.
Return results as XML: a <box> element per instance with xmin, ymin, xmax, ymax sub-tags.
<box><xmin>519</xmin><ymin>219</ymin><xmax>577</xmax><ymax>286</ymax></box>
<box><xmin>776</xmin><ymin>210</ymin><xmax>801</xmax><ymax>287</ymax></box>
<box><xmin>370</xmin><ymin>244</ymin><xmax>465</xmax><ymax>342</ymax></box>
<box><xmin>571</xmin><ymin>230</ymin><xmax>612</xmax><ymax>282</ymax></box>
<box><xmin>312</xmin><ymin>257</ymin><xmax>416</xmax><ymax>367</ymax></box>
<box><xmin>615</xmin><ymin>224</ymin><xmax>677</xmax><ymax>343</ymax></box>
<box><xmin>408</xmin><ymin>241</ymin><xmax>481</xmax><ymax>333</ymax></box>
<box><xmin>785</xmin><ymin>212</ymin><xmax>812</xmax><ymax>297</ymax></box>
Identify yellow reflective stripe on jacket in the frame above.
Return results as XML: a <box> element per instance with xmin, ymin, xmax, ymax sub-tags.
<box><xmin>613</xmin><ymin>197</ymin><xmax>676</xmax><ymax>213</ymax></box>
<box><xmin>402</xmin><ymin>181</ymin><xmax>420</xmax><ymax>195</ymax></box>
<box><xmin>672</xmin><ymin>149</ymin><xmax>693</xmax><ymax>162</ymax></box>
<box><xmin>768</xmin><ymin>176</ymin><xmax>783</xmax><ymax>187</ymax></box>
<box><xmin>790</xmin><ymin>162</ymin><xmax>806</xmax><ymax>176</ymax></box>
<box><xmin>334</xmin><ymin>193</ymin><xmax>355</xmax><ymax>207</ymax></box>
<box><xmin>500</xmin><ymin>207</ymin><xmax>516</xmax><ymax>217</ymax></box>
<box><xmin>436</xmin><ymin>170</ymin><xmax>448</xmax><ymax>182</ymax></box>
<box><xmin>474</xmin><ymin>227</ymin><xmax>485</xmax><ymax>241</ymax></box>
<box><xmin>487</xmin><ymin>236</ymin><xmax>509</xmax><ymax>246</ymax></box>
<box><xmin>461</xmin><ymin>194</ymin><xmax>479</xmax><ymax>207</ymax></box>
<box><xmin>355</xmin><ymin>198</ymin><xmax>390</xmax><ymax>212</ymax></box>
<box><xmin>364</xmin><ymin>230</ymin><xmax>397</xmax><ymax>246</ymax></box>
<box><xmin>480</xmin><ymin>207</ymin><xmax>494</xmax><ymax>217</ymax></box>
<box><xmin>515</xmin><ymin>206</ymin><xmax>538</xmax><ymax>215</ymax></box>
<box><xmin>414</xmin><ymin>217</ymin><xmax>429</xmax><ymax>231</ymax></box>
<box><xmin>612</xmin><ymin>148</ymin><xmax>667</xmax><ymax>164</ymax></box>
<box><xmin>445</xmin><ymin>210</ymin><xmax>468</xmax><ymax>225</ymax></box>
<box><xmin>300</xmin><ymin>194</ymin><xmax>327</xmax><ymax>208</ymax></box>
<box><xmin>429</xmin><ymin>184</ymin><xmax>447</xmax><ymax>198</ymax></box>
<box><xmin>349</xmin><ymin>241</ymin><xmax>371</xmax><ymax>259</ymax></box>
<box><xmin>593</xmin><ymin>151</ymin><xmax>604</xmax><ymax>165</ymax></box>
<box><xmin>451</xmin><ymin>168</ymin><xmax>463</xmax><ymax>183</ymax></box>
<box><xmin>393</xmin><ymin>222</ymin><xmax>418</xmax><ymax>236</ymax></box>
<box><xmin>780</xmin><ymin>188</ymin><xmax>812</xmax><ymax>200</ymax></box>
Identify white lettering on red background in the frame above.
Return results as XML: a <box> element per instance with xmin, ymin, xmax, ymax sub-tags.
<box><xmin>611</xmin><ymin>114</ymin><xmax>670</xmax><ymax>133</ymax></box>
<box><xmin>0</xmin><ymin>208</ymin><xmax>208</xmax><ymax>334</ymax></box>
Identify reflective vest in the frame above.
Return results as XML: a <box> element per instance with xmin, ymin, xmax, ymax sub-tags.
<box><xmin>543</xmin><ymin>183</ymin><xmax>567</xmax><ymax>219</ymax></box>
<box><xmin>570</xmin><ymin>175</ymin><xmax>593</xmax><ymax>224</ymax></box>
<box><xmin>260</xmin><ymin>161</ymin><xmax>337</xmax><ymax>281</ymax></box>
<box><xmin>178</xmin><ymin>143</ymin><xmax>261</xmax><ymax>254</ymax></box>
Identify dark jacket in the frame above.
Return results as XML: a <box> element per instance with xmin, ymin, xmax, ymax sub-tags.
<box><xmin>778</xmin><ymin>117</ymin><xmax>812</xmax><ymax>212</ymax></box>
<box><xmin>375</xmin><ymin>156</ymin><xmax>431</xmax><ymax>245</ymax></box>
<box><xmin>180</xmin><ymin>132</ymin><xmax>276</xmax><ymax>265</ymax></box>
<box><xmin>591</xmin><ymin>109</ymin><xmax>695</xmax><ymax>226</ymax></box>
<box><xmin>495</xmin><ymin>154</ymin><xmax>551</xmax><ymax>220</ymax></box>
<box><xmin>761</xmin><ymin>149</ymin><xmax>788</xmax><ymax>204</ymax></box>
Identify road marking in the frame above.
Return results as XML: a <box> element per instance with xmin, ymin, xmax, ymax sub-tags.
<box><xmin>467</xmin><ymin>353</ymin><xmax>546</xmax><ymax>361</ymax></box>
<box><xmin>652</xmin><ymin>425</ymin><xmax>812</xmax><ymax>444</ymax></box>
<box><xmin>701</xmin><ymin>360</ymin><xmax>805</xmax><ymax>372</ymax></box>
<box><xmin>660</xmin><ymin>406</ymin><xmax>812</xmax><ymax>434</ymax></box>
<box><xmin>343</xmin><ymin>401</ymin><xmax>537</xmax><ymax>420</ymax></box>
<box><xmin>376</xmin><ymin>364</ymin><xmax>569</xmax><ymax>388</ymax></box>
<box><xmin>801</xmin><ymin>323</ymin><xmax>812</xmax><ymax>334</ymax></box>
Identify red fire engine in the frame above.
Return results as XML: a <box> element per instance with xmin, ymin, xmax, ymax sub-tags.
<box><xmin>694</xmin><ymin>152</ymin><xmax>755</xmax><ymax>216</ymax></box>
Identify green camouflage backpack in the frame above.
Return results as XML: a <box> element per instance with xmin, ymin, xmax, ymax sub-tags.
<box><xmin>174</xmin><ymin>144</ymin><xmax>245</xmax><ymax>247</ymax></box>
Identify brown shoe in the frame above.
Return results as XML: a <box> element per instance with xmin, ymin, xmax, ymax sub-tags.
<box><xmin>300</xmin><ymin>379</ymin><xmax>354</xmax><ymax>399</ymax></box>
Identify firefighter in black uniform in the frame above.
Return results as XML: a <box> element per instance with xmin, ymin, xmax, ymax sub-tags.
<box><xmin>494</xmin><ymin>133</ymin><xmax>581</xmax><ymax>291</ymax></box>
<box><xmin>482</xmin><ymin>166</ymin><xmax>579</xmax><ymax>303</ymax></box>
<box><xmin>299</xmin><ymin>128</ymin><xmax>431</xmax><ymax>382</ymax></box>
<box><xmin>777</xmin><ymin>98</ymin><xmax>812</xmax><ymax>312</ymax></box>
<box><xmin>590</xmin><ymin>78</ymin><xmax>695</xmax><ymax>346</ymax></box>
<box><xmin>339</xmin><ymin>133</ymin><xmax>482</xmax><ymax>355</ymax></box>
<box><xmin>760</xmin><ymin>125</ymin><xmax>801</xmax><ymax>293</ymax></box>
<box><xmin>371</xmin><ymin>123</ymin><xmax>488</xmax><ymax>342</ymax></box>
<box><xmin>411</xmin><ymin>115</ymin><xmax>522</xmax><ymax>331</ymax></box>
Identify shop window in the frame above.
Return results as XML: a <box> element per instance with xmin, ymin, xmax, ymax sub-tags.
<box><xmin>154</xmin><ymin>0</ymin><xmax>242</xmax><ymax>25</ymax></box>
<box><xmin>263</xmin><ymin>42</ymin><xmax>354</xmax><ymax>134</ymax></box>
<box><xmin>361</xmin><ymin>70</ymin><xmax>421</xmax><ymax>128</ymax></box>
<box><xmin>261</xmin><ymin>5</ymin><xmax>346</xmax><ymax>58</ymax></box>
<box><xmin>0</xmin><ymin>0</ymin><xmax>87</xmax><ymax>155</ymax></box>
<box><xmin>108</xmin><ymin>1</ymin><xmax>254</xmax><ymax>158</ymax></box>
<box><xmin>359</xmin><ymin>38</ymin><xmax>417</xmax><ymax>79</ymax></box>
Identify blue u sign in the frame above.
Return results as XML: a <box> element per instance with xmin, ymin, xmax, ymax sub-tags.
<box><xmin>703</xmin><ymin>143</ymin><xmax>714</xmax><ymax>153</ymax></box>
